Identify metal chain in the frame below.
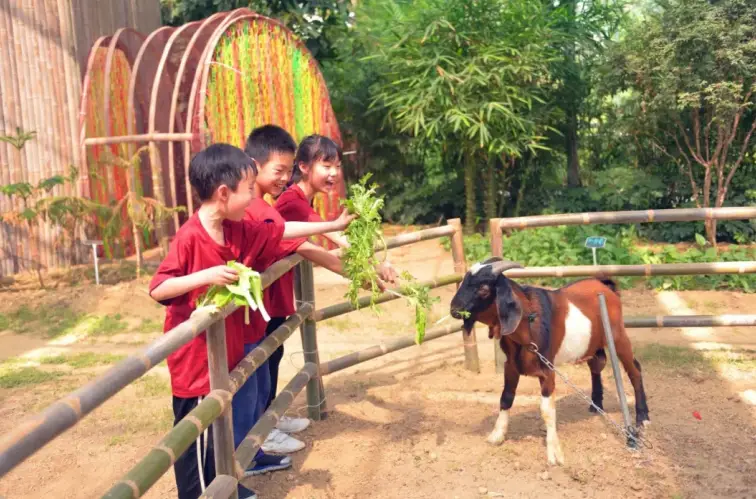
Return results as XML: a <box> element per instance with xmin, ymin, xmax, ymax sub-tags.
<box><xmin>528</xmin><ymin>342</ymin><xmax>652</xmax><ymax>450</ymax></box>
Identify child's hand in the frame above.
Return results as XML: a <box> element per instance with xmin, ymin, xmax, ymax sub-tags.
<box><xmin>203</xmin><ymin>265</ymin><xmax>239</xmax><ymax>286</ymax></box>
<box><xmin>376</xmin><ymin>261</ymin><xmax>397</xmax><ymax>284</ymax></box>
<box><xmin>335</xmin><ymin>208</ymin><xmax>358</xmax><ymax>230</ymax></box>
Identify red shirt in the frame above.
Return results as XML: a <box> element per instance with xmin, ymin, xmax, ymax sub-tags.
<box><xmin>274</xmin><ymin>184</ymin><xmax>324</xmax><ymax>319</ymax></box>
<box><xmin>149</xmin><ymin>213</ymin><xmax>283</xmax><ymax>398</ymax></box>
<box><xmin>243</xmin><ymin>198</ymin><xmax>306</xmax><ymax>342</ymax></box>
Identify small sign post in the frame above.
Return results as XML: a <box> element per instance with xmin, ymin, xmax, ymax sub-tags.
<box><xmin>82</xmin><ymin>239</ymin><xmax>103</xmax><ymax>285</ymax></box>
<box><xmin>584</xmin><ymin>236</ymin><xmax>606</xmax><ymax>266</ymax></box>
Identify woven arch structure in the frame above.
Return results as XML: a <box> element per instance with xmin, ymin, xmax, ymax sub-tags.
<box><xmin>79</xmin><ymin>8</ymin><xmax>344</xmax><ymax>253</ymax></box>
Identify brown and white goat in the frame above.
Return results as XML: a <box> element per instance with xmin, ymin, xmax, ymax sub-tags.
<box><xmin>450</xmin><ymin>257</ymin><xmax>649</xmax><ymax>465</ymax></box>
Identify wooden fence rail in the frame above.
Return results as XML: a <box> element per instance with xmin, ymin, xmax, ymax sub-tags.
<box><xmin>496</xmin><ymin>206</ymin><xmax>756</xmax><ymax>230</ymax></box>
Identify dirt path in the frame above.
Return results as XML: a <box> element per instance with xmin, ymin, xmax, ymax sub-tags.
<box><xmin>1</xmin><ymin>235</ymin><xmax>755</xmax><ymax>498</ymax></box>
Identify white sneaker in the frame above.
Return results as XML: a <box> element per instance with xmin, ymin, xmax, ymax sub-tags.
<box><xmin>261</xmin><ymin>428</ymin><xmax>305</xmax><ymax>454</ymax></box>
<box><xmin>276</xmin><ymin>415</ymin><xmax>311</xmax><ymax>434</ymax></box>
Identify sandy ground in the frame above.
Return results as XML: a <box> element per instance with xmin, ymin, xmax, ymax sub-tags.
<box><xmin>0</xmin><ymin>232</ymin><xmax>755</xmax><ymax>499</ymax></box>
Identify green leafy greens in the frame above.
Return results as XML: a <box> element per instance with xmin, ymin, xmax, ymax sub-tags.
<box><xmin>341</xmin><ymin>174</ymin><xmax>438</xmax><ymax>344</ymax></box>
<box><xmin>198</xmin><ymin>261</ymin><xmax>268</xmax><ymax>324</ymax></box>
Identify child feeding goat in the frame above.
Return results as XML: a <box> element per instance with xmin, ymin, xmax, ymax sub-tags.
<box><xmin>449</xmin><ymin>257</ymin><xmax>650</xmax><ymax>465</ymax></box>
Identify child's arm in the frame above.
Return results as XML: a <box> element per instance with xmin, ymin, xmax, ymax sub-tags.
<box><xmin>282</xmin><ymin>209</ymin><xmax>355</xmax><ymax>240</ymax></box>
<box><xmin>297</xmin><ymin>242</ymin><xmax>395</xmax><ymax>290</ymax></box>
<box><xmin>296</xmin><ymin>241</ymin><xmax>344</xmax><ymax>275</ymax></box>
<box><xmin>150</xmin><ymin>266</ymin><xmax>239</xmax><ymax>303</ymax></box>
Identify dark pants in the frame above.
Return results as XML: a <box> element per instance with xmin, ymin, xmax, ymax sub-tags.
<box><xmin>173</xmin><ymin>395</ymin><xmax>257</xmax><ymax>499</ymax></box>
<box><xmin>265</xmin><ymin>316</ymin><xmax>287</xmax><ymax>410</ymax></box>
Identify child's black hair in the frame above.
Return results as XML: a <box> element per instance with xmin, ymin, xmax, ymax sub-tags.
<box><xmin>189</xmin><ymin>143</ymin><xmax>256</xmax><ymax>201</ymax></box>
<box><xmin>289</xmin><ymin>134</ymin><xmax>342</xmax><ymax>186</ymax></box>
<box><xmin>244</xmin><ymin>125</ymin><xmax>297</xmax><ymax>166</ymax></box>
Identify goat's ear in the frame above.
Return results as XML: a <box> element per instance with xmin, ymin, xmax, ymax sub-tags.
<box><xmin>494</xmin><ymin>276</ymin><xmax>523</xmax><ymax>336</ymax></box>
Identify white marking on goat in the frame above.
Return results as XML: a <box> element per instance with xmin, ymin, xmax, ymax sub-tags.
<box><xmin>554</xmin><ymin>302</ymin><xmax>592</xmax><ymax>365</ymax></box>
<box><xmin>540</xmin><ymin>395</ymin><xmax>564</xmax><ymax>465</ymax></box>
<box><xmin>486</xmin><ymin>409</ymin><xmax>509</xmax><ymax>445</ymax></box>
<box><xmin>470</xmin><ymin>262</ymin><xmax>487</xmax><ymax>275</ymax></box>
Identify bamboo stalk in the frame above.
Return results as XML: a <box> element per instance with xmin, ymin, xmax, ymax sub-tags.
<box><xmin>101</xmin><ymin>387</ymin><xmax>232</xmax><ymax>499</ymax></box>
<box><xmin>319</xmin><ymin>322</ymin><xmax>464</xmax><ymax>376</ymax></box>
<box><xmin>448</xmin><ymin>218</ymin><xmax>478</xmax><ymax>373</ymax></box>
<box><xmin>228</xmin><ymin>305</ymin><xmax>312</xmax><ymax>392</ymax></box>
<box><xmin>313</xmin><ymin>273</ymin><xmax>462</xmax><ymax>322</ymax></box>
<box><xmin>297</xmin><ymin>261</ymin><xmax>323</xmax><ymax>421</ymax></box>
<box><xmin>489</xmin><ymin>218</ymin><xmax>505</xmax><ymax>373</ymax></box>
<box><xmin>502</xmin><ymin>262</ymin><xmax>756</xmax><ymax>278</ymax></box>
<box><xmin>498</xmin><ymin>207</ymin><xmax>756</xmax><ymax>230</ymax></box>
<box><xmin>100</xmin><ymin>304</ymin><xmax>311</xmax><ymax>499</ymax></box>
<box><xmin>624</xmin><ymin>314</ymin><xmax>756</xmax><ymax>328</ymax></box>
<box><xmin>83</xmin><ymin>133</ymin><xmax>195</xmax><ymax>146</ymax></box>
<box><xmin>200</xmin><ymin>475</ymin><xmax>238</xmax><ymax>499</ymax></box>
<box><xmin>235</xmin><ymin>363</ymin><xmax>317</xmax><ymax>471</ymax></box>
<box><xmin>374</xmin><ymin>225</ymin><xmax>455</xmax><ymax>251</ymax></box>
<box><xmin>0</xmin><ymin>251</ymin><xmax>302</xmax><ymax>478</ymax></box>
<box><xmin>206</xmin><ymin>321</ymin><xmax>238</xmax><ymax>499</ymax></box>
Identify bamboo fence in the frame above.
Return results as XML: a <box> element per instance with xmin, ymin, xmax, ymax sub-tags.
<box><xmin>0</xmin><ymin>249</ymin><xmax>303</xmax><ymax>479</ymax></box>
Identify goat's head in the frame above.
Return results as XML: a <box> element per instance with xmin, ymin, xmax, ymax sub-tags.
<box><xmin>450</xmin><ymin>257</ymin><xmax>524</xmax><ymax>336</ymax></box>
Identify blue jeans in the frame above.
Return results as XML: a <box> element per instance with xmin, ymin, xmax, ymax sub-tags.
<box><xmin>232</xmin><ymin>341</ymin><xmax>272</xmax><ymax>449</ymax></box>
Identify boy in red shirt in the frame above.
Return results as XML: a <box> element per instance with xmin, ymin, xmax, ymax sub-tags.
<box><xmin>241</xmin><ymin>126</ymin><xmax>396</xmax><ymax>456</ymax></box>
<box><xmin>149</xmin><ymin>144</ymin><xmax>349</xmax><ymax>499</ymax></box>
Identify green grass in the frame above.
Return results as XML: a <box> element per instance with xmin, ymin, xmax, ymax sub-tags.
<box><xmin>87</xmin><ymin>314</ymin><xmax>129</xmax><ymax>336</ymax></box>
<box><xmin>136</xmin><ymin>374</ymin><xmax>172</xmax><ymax>397</ymax></box>
<box><xmin>0</xmin><ymin>304</ymin><xmax>85</xmax><ymax>338</ymax></box>
<box><xmin>39</xmin><ymin>352</ymin><xmax>126</xmax><ymax>369</ymax></box>
<box><xmin>635</xmin><ymin>344</ymin><xmax>756</xmax><ymax>373</ymax></box>
<box><xmin>134</xmin><ymin>317</ymin><xmax>162</xmax><ymax>334</ymax></box>
<box><xmin>0</xmin><ymin>366</ymin><xmax>63</xmax><ymax>388</ymax></box>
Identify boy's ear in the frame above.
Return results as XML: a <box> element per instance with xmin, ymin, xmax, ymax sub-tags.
<box><xmin>250</xmin><ymin>158</ymin><xmax>260</xmax><ymax>175</ymax></box>
<box><xmin>216</xmin><ymin>184</ymin><xmax>231</xmax><ymax>202</ymax></box>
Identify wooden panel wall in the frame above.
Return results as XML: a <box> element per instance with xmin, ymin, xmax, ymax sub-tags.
<box><xmin>0</xmin><ymin>0</ymin><xmax>160</xmax><ymax>275</ymax></box>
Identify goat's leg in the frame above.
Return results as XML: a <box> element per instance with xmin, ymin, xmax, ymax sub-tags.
<box><xmin>614</xmin><ymin>333</ymin><xmax>650</xmax><ymax>427</ymax></box>
<box><xmin>487</xmin><ymin>359</ymin><xmax>519</xmax><ymax>445</ymax></box>
<box><xmin>587</xmin><ymin>349</ymin><xmax>607</xmax><ymax>413</ymax></box>
<box><xmin>539</xmin><ymin>372</ymin><xmax>564</xmax><ymax>465</ymax></box>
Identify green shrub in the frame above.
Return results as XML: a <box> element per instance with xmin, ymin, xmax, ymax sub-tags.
<box><xmin>442</xmin><ymin>225</ymin><xmax>756</xmax><ymax>292</ymax></box>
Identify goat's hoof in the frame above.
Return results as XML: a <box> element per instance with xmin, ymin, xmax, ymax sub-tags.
<box><xmin>547</xmin><ymin>449</ymin><xmax>565</xmax><ymax>466</ymax></box>
<box><xmin>589</xmin><ymin>404</ymin><xmax>603</xmax><ymax>413</ymax></box>
<box><xmin>487</xmin><ymin>431</ymin><xmax>505</xmax><ymax>445</ymax></box>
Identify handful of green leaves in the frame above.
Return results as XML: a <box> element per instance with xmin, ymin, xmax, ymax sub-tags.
<box><xmin>198</xmin><ymin>261</ymin><xmax>269</xmax><ymax>324</ymax></box>
<box><xmin>341</xmin><ymin>174</ymin><xmax>438</xmax><ymax>344</ymax></box>
<box><xmin>342</xmin><ymin>174</ymin><xmax>386</xmax><ymax>308</ymax></box>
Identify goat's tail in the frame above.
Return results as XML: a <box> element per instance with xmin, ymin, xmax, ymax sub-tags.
<box><xmin>595</xmin><ymin>273</ymin><xmax>620</xmax><ymax>296</ymax></box>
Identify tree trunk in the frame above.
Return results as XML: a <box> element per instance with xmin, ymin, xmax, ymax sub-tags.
<box><xmin>464</xmin><ymin>154</ymin><xmax>477</xmax><ymax>234</ymax></box>
<box><xmin>566</xmin><ymin>109</ymin><xmax>581</xmax><ymax>187</ymax></box>
<box><xmin>484</xmin><ymin>156</ymin><xmax>497</xmax><ymax>225</ymax></box>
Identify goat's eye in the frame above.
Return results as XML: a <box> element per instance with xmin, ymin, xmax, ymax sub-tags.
<box><xmin>477</xmin><ymin>285</ymin><xmax>491</xmax><ymax>298</ymax></box>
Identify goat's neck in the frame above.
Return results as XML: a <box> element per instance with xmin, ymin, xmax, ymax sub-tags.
<box><xmin>508</xmin><ymin>285</ymin><xmax>538</xmax><ymax>347</ymax></box>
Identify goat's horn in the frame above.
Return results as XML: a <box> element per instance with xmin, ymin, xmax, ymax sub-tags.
<box><xmin>490</xmin><ymin>260</ymin><xmax>523</xmax><ymax>275</ymax></box>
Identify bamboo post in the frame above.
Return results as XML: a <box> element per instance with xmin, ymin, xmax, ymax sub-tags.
<box><xmin>200</xmin><ymin>475</ymin><xmax>238</xmax><ymax>499</ymax></box>
<box><xmin>598</xmin><ymin>294</ymin><xmax>636</xmax><ymax>449</ymax></box>
<box><xmin>206</xmin><ymin>321</ymin><xmax>238</xmax><ymax>499</ymax></box>
<box><xmin>489</xmin><ymin>218</ymin><xmax>506</xmax><ymax>373</ymax></box>
<box><xmin>449</xmin><ymin>218</ymin><xmax>478</xmax><ymax>372</ymax></box>
<box><xmin>297</xmin><ymin>261</ymin><xmax>324</xmax><ymax>421</ymax></box>
<box><xmin>624</xmin><ymin>314</ymin><xmax>756</xmax><ymax>328</ymax></box>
